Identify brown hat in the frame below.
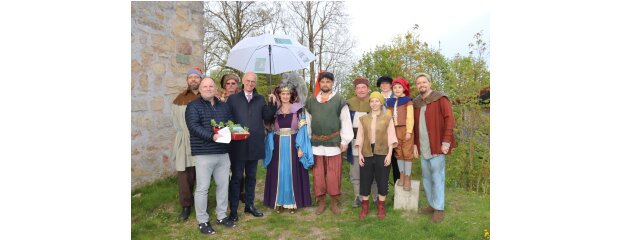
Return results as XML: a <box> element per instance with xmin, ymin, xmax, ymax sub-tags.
<box><xmin>353</xmin><ymin>78</ymin><xmax>369</xmax><ymax>87</ymax></box>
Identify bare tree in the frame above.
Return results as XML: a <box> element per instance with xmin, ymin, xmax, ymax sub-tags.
<box><xmin>203</xmin><ymin>1</ymin><xmax>272</xmax><ymax>74</ymax></box>
<box><xmin>286</xmin><ymin>1</ymin><xmax>354</xmax><ymax>94</ymax></box>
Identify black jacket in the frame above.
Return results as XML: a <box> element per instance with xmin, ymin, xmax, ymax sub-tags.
<box><xmin>227</xmin><ymin>90</ymin><xmax>276</xmax><ymax>161</ymax></box>
<box><xmin>185</xmin><ymin>97</ymin><xmax>232</xmax><ymax>155</ymax></box>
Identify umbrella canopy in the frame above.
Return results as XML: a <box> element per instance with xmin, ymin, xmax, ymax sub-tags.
<box><xmin>225</xmin><ymin>34</ymin><xmax>316</xmax><ymax>75</ymax></box>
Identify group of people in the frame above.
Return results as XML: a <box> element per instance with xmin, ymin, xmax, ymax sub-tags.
<box><xmin>170</xmin><ymin>68</ymin><xmax>456</xmax><ymax>235</ymax></box>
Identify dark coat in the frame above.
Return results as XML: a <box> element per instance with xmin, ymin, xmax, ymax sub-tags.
<box><xmin>185</xmin><ymin>97</ymin><xmax>232</xmax><ymax>155</ymax></box>
<box><xmin>227</xmin><ymin>89</ymin><xmax>276</xmax><ymax>161</ymax></box>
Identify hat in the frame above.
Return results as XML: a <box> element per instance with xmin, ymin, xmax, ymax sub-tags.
<box><xmin>319</xmin><ymin>71</ymin><xmax>335</xmax><ymax>82</ymax></box>
<box><xmin>313</xmin><ymin>70</ymin><xmax>327</xmax><ymax>97</ymax></box>
<box><xmin>391</xmin><ymin>78</ymin><xmax>410</xmax><ymax>96</ymax></box>
<box><xmin>353</xmin><ymin>78</ymin><xmax>369</xmax><ymax>87</ymax></box>
<box><xmin>368</xmin><ymin>91</ymin><xmax>385</xmax><ymax>105</ymax></box>
<box><xmin>187</xmin><ymin>67</ymin><xmax>204</xmax><ymax>78</ymax></box>
<box><xmin>376</xmin><ymin>76</ymin><xmax>393</xmax><ymax>87</ymax></box>
<box><xmin>220</xmin><ymin>73</ymin><xmax>240</xmax><ymax>88</ymax></box>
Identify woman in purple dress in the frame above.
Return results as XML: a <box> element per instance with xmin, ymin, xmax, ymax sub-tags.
<box><xmin>263</xmin><ymin>84</ymin><xmax>313</xmax><ymax>213</ymax></box>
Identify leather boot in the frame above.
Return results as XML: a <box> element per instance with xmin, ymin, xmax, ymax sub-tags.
<box><xmin>403</xmin><ymin>174</ymin><xmax>411</xmax><ymax>191</ymax></box>
<box><xmin>398</xmin><ymin>172</ymin><xmax>404</xmax><ymax>186</ymax></box>
<box><xmin>315</xmin><ymin>195</ymin><xmax>327</xmax><ymax>215</ymax></box>
<box><xmin>377</xmin><ymin>200</ymin><xmax>386</xmax><ymax>220</ymax></box>
<box><xmin>330</xmin><ymin>195</ymin><xmax>342</xmax><ymax>215</ymax></box>
<box><xmin>359</xmin><ymin>199</ymin><xmax>369</xmax><ymax>220</ymax></box>
<box><xmin>432</xmin><ymin>210</ymin><xmax>445</xmax><ymax>223</ymax></box>
<box><xmin>178</xmin><ymin>206</ymin><xmax>191</xmax><ymax>221</ymax></box>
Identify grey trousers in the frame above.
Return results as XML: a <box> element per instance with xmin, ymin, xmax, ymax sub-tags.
<box><xmin>194</xmin><ymin>154</ymin><xmax>231</xmax><ymax>223</ymax></box>
<box><xmin>350</xmin><ymin>155</ymin><xmax>378</xmax><ymax>199</ymax></box>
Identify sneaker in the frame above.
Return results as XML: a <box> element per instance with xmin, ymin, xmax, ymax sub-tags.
<box><xmin>198</xmin><ymin>222</ymin><xmax>215</xmax><ymax>235</ymax></box>
<box><xmin>216</xmin><ymin>217</ymin><xmax>237</xmax><ymax>228</ymax></box>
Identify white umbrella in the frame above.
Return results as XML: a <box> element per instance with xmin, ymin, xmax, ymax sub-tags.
<box><xmin>225</xmin><ymin>33</ymin><xmax>316</xmax><ymax>86</ymax></box>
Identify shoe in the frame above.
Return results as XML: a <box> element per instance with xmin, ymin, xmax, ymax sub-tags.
<box><xmin>403</xmin><ymin>175</ymin><xmax>411</xmax><ymax>191</ymax></box>
<box><xmin>432</xmin><ymin>210</ymin><xmax>445</xmax><ymax>223</ymax></box>
<box><xmin>244</xmin><ymin>205</ymin><xmax>264</xmax><ymax>217</ymax></box>
<box><xmin>229</xmin><ymin>212</ymin><xmax>239</xmax><ymax>222</ymax></box>
<box><xmin>198</xmin><ymin>222</ymin><xmax>215</xmax><ymax>235</ymax></box>
<box><xmin>352</xmin><ymin>196</ymin><xmax>361</xmax><ymax>208</ymax></box>
<box><xmin>315</xmin><ymin>195</ymin><xmax>327</xmax><ymax>215</ymax></box>
<box><xmin>275</xmin><ymin>206</ymin><xmax>282</xmax><ymax>214</ymax></box>
<box><xmin>420</xmin><ymin>206</ymin><xmax>435</xmax><ymax>215</ymax></box>
<box><xmin>329</xmin><ymin>195</ymin><xmax>342</xmax><ymax>215</ymax></box>
<box><xmin>289</xmin><ymin>208</ymin><xmax>296</xmax><ymax>214</ymax></box>
<box><xmin>377</xmin><ymin>200</ymin><xmax>386</xmax><ymax>220</ymax></box>
<box><xmin>216</xmin><ymin>217</ymin><xmax>237</xmax><ymax>228</ymax></box>
<box><xmin>359</xmin><ymin>199</ymin><xmax>369</xmax><ymax>220</ymax></box>
<box><xmin>178</xmin><ymin>206</ymin><xmax>191</xmax><ymax>221</ymax></box>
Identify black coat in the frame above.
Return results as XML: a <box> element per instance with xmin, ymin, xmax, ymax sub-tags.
<box><xmin>185</xmin><ymin>97</ymin><xmax>233</xmax><ymax>155</ymax></box>
<box><xmin>227</xmin><ymin>90</ymin><xmax>276</xmax><ymax>161</ymax></box>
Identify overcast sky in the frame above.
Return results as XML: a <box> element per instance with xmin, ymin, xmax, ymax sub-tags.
<box><xmin>345</xmin><ymin>0</ymin><xmax>490</xmax><ymax>64</ymax></box>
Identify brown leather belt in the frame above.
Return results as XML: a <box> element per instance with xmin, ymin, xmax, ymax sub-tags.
<box><xmin>311</xmin><ymin>131</ymin><xmax>340</xmax><ymax>141</ymax></box>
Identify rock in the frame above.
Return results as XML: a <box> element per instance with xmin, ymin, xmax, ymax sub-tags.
<box><xmin>393</xmin><ymin>179</ymin><xmax>420</xmax><ymax>211</ymax></box>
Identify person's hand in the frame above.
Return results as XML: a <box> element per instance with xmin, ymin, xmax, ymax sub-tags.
<box><xmin>359</xmin><ymin>155</ymin><xmax>365</xmax><ymax>167</ymax></box>
<box><xmin>213</xmin><ymin>134</ymin><xmax>221</xmax><ymax>141</ymax></box>
<box><xmin>340</xmin><ymin>144</ymin><xmax>348</xmax><ymax>152</ymax></box>
<box><xmin>406</xmin><ymin>133</ymin><xmax>411</xmax><ymax>140</ymax></box>
<box><xmin>268</xmin><ymin>93</ymin><xmax>277</xmax><ymax>105</ymax></box>
<box><xmin>297</xmin><ymin>148</ymin><xmax>303</xmax><ymax>158</ymax></box>
<box><xmin>441</xmin><ymin>145</ymin><xmax>449</xmax><ymax>154</ymax></box>
<box><xmin>384</xmin><ymin>155</ymin><xmax>391</xmax><ymax>166</ymax></box>
<box><xmin>413</xmin><ymin>145</ymin><xmax>419</xmax><ymax>159</ymax></box>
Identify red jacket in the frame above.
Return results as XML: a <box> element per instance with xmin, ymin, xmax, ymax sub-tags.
<box><xmin>413</xmin><ymin>96</ymin><xmax>456</xmax><ymax>155</ymax></box>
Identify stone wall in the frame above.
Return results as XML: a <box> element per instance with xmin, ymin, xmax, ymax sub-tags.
<box><xmin>131</xmin><ymin>1</ymin><xmax>205</xmax><ymax>189</ymax></box>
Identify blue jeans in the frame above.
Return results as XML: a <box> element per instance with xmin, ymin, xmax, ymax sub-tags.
<box><xmin>421</xmin><ymin>154</ymin><xmax>445</xmax><ymax>210</ymax></box>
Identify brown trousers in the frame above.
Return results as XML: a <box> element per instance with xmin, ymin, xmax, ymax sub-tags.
<box><xmin>177</xmin><ymin>166</ymin><xmax>196</xmax><ymax>207</ymax></box>
<box><xmin>394</xmin><ymin>126</ymin><xmax>414</xmax><ymax>161</ymax></box>
<box><xmin>312</xmin><ymin>154</ymin><xmax>343</xmax><ymax>197</ymax></box>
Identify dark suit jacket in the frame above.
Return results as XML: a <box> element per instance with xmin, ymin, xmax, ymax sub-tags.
<box><xmin>227</xmin><ymin>89</ymin><xmax>276</xmax><ymax>161</ymax></box>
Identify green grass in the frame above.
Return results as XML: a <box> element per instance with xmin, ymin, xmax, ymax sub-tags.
<box><xmin>132</xmin><ymin>161</ymin><xmax>490</xmax><ymax>239</ymax></box>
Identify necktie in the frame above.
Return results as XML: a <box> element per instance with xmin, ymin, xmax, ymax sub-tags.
<box><xmin>246</xmin><ymin>94</ymin><xmax>252</xmax><ymax>102</ymax></box>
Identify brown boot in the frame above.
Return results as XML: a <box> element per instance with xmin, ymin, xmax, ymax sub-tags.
<box><xmin>432</xmin><ymin>210</ymin><xmax>444</xmax><ymax>223</ymax></box>
<box><xmin>330</xmin><ymin>195</ymin><xmax>342</xmax><ymax>215</ymax></box>
<box><xmin>377</xmin><ymin>200</ymin><xmax>386</xmax><ymax>220</ymax></box>
<box><xmin>397</xmin><ymin>172</ymin><xmax>404</xmax><ymax>186</ymax></box>
<box><xmin>359</xmin><ymin>199</ymin><xmax>369</xmax><ymax>220</ymax></box>
<box><xmin>315</xmin><ymin>195</ymin><xmax>327</xmax><ymax>215</ymax></box>
<box><xmin>420</xmin><ymin>206</ymin><xmax>435</xmax><ymax>215</ymax></box>
<box><xmin>403</xmin><ymin>174</ymin><xmax>411</xmax><ymax>191</ymax></box>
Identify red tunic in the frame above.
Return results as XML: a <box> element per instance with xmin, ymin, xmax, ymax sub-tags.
<box><xmin>413</xmin><ymin>96</ymin><xmax>456</xmax><ymax>155</ymax></box>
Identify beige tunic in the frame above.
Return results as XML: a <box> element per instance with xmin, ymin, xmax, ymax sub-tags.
<box><xmin>171</xmin><ymin>104</ymin><xmax>194</xmax><ymax>171</ymax></box>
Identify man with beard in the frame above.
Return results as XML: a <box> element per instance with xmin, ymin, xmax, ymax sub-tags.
<box><xmin>412</xmin><ymin>73</ymin><xmax>456</xmax><ymax>223</ymax></box>
<box><xmin>171</xmin><ymin>67</ymin><xmax>202</xmax><ymax>221</ymax></box>
<box><xmin>305</xmin><ymin>71</ymin><xmax>354</xmax><ymax>215</ymax></box>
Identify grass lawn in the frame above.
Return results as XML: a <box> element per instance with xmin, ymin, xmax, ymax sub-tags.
<box><xmin>132</xmin><ymin>160</ymin><xmax>490</xmax><ymax>239</ymax></box>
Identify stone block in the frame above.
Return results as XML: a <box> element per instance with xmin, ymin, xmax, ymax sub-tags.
<box><xmin>176</xmin><ymin>54</ymin><xmax>190</xmax><ymax>64</ymax></box>
<box><xmin>151</xmin><ymin>96</ymin><xmax>164</xmax><ymax>111</ymax></box>
<box><xmin>393</xmin><ymin>179</ymin><xmax>420</xmax><ymax>211</ymax></box>
<box><xmin>132</xmin><ymin>99</ymin><xmax>148</xmax><ymax>112</ymax></box>
<box><xmin>152</xmin><ymin>62</ymin><xmax>165</xmax><ymax>75</ymax></box>
<box><xmin>176</xmin><ymin>39</ymin><xmax>192</xmax><ymax>55</ymax></box>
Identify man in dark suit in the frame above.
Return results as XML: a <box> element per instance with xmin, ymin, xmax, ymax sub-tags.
<box><xmin>226</xmin><ymin>71</ymin><xmax>277</xmax><ymax>221</ymax></box>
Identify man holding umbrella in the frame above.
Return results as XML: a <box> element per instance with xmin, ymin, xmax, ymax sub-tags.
<box><xmin>227</xmin><ymin>72</ymin><xmax>277</xmax><ymax>221</ymax></box>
